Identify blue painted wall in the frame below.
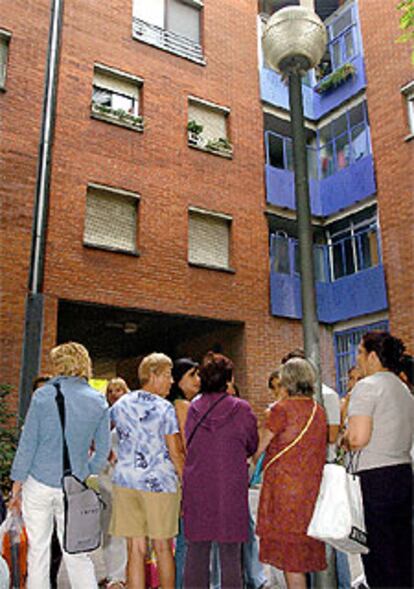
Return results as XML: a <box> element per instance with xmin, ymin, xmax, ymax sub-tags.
<box><xmin>260</xmin><ymin>54</ymin><xmax>366</xmax><ymax>120</ymax></box>
<box><xmin>265</xmin><ymin>154</ymin><xmax>375</xmax><ymax>216</ymax></box>
<box><xmin>270</xmin><ymin>265</ymin><xmax>388</xmax><ymax>323</ymax></box>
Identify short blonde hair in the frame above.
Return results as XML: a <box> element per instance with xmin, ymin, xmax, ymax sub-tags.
<box><xmin>280</xmin><ymin>358</ymin><xmax>315</xmax><ymax>397</ymax></box>
<box><xmin>138</xmin><ymin>353</ymin><xmax>173</xmax><ymax>385</ymax></box>
<box><xmin>50</xmin><ymin>342</ymin><xmax>92</xmax><ymax>380</ymax></box>
<box><xmin>106</xmin><ymin>377</ymin><xmax>129</xmax><ymax>395</ymax></box>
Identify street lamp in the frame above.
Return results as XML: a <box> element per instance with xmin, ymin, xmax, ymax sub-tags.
<box><xmin>262</xmin><ymin>5</ymin><xmax>326</xmax><ymax>403</ymax></box>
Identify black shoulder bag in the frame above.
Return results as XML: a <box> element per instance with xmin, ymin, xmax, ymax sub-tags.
<box><xmin>186</xmin><ymin>393</ymin><xmax>228</xmax><ymax>448</ymax></box>
<box><xmin>54</xmin><ymin>382</ymin><xmax>104</xmax><ymax>554</ymax></box>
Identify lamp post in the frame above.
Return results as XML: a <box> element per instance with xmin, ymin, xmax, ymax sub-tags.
<box><xmin>262</xmin><ymin>5</ymin><xmax>326</xmax><ymax>404</ymax></box>
<box><xmin>263</xmin><ymin>7</ymin><xmax>338</xmax><ymax>588</ymax></box>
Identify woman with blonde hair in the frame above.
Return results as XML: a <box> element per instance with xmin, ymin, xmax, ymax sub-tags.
<box><xmin>9</xmin><ymin>342</ymin><xmax>110</xmax><ymax>589</ymax></box>
<box><xmin>255</xmin><ymin>358</ymin><xmax>327</xmax><ymax>589</ymax></box>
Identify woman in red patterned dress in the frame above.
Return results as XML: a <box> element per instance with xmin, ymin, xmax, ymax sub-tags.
<box><xmin>255</xmin><ymin>358</ymin><xmax>327</xmax><ymax>589</ymax></box>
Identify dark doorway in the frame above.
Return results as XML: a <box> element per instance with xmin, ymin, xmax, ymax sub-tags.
<box><xmin>57</xmin><ymin>300</ymin><xmax>245</xmax><ymax>390</ymax></box>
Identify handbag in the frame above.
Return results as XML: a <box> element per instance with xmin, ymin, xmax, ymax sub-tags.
<box><xmin>54</xmin><ymin>383</ymin><xmax>104</xmax><ymax>554</ymax></box>
<box><xmin>263</xmin><ymin>400</ymin><xmax>317</xmax><ymax>474</ymax></box>
<box><xmin>307</xmin><ymin>459</ymin><xmax>369</xmax><ymax>554</ymax></box>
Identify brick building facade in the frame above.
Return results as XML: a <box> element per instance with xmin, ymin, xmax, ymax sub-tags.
<box><xmin>0</xmin><ymin>0</ymin><xmax>412</xmax><ymax>413</ymax></box>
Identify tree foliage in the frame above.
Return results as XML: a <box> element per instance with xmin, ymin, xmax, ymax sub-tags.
<box><xmin>397</xmin><ymin>0</ymin><xmax>414</xmax><ymax>64</ymax></box>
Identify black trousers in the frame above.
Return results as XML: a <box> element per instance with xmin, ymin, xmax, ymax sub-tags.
<box><xmin>359</xmin><ymin>464</ymin><xmax>412</xmax><ymax>589</ymax></box>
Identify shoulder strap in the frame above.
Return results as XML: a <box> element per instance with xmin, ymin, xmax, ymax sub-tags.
<box><xmin>263</xmin><ymin>400</ymin><xmax>317</xmax><ymax>474</ymax></box>
<box><xmin>187</xmin><ymin>394</ymin><xmax>228</xmax><ymax>448</ymax></box>
<box><xmin>54</xmin><ymin>383</ymin><xmax>72</xmax><ymax>475</ymax></box>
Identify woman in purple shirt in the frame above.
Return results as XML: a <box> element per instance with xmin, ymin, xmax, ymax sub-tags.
<box><xmin>183</xmin><ymin>352</ymin><xmax>258</xmax><ymax>589</ymax></box>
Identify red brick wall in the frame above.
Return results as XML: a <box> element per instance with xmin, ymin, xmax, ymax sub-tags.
<box><xmin>359</xmin><ymin>1</ymin><xmax>414</xmax><ymax>352</ymax></box>
<box><xmin>1</xmin><ymin>0</ymin><xmax>337</xmax><ymax>414</ymax></box>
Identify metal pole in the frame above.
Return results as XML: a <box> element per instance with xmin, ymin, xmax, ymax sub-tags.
<box><xmin>288</xmin><ymin>71</ymin><xmax>322</xmax><ymax>404</ymax></box>
<box><xmin>18</xmin><ymin>0</ymin><xmax>64</xmax><ymax>418</ymax></box>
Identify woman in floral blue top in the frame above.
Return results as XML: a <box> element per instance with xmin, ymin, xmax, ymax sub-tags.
<box><xmin>110</xmin><ymin>353</ymin><xmax>185</xmax><ymax>589</ymax></box>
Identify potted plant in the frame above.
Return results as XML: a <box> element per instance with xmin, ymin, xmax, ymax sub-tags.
<box><xmin>187</xmin><ymin>120</ymin><xmax>204</xmax><ymax>145</ymax></box>
<box><xmin>205</xmin><ymin>137</ymin><xmax>233</xmax><ymax>155</ymax></box>
<box><xmin>315</xmin><ymin>62</ymin><xmax>356</xmax><ymax>94</ymax></box>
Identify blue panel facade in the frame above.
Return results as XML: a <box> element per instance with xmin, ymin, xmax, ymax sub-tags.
<box><xmin>270</xmin><ymin>265</ymin><xmax>388</xmax><ymax>323</ymax></box>
<box><xmin>266</xmin><ymin>155</ymin><xmax>375</xmax><ymax>216</ymax></box>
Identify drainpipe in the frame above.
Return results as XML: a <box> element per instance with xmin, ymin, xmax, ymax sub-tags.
<box><xmin>18</xmin><ymin>0</ymin><xmax>64</xmax><ymax>418</ymax></box>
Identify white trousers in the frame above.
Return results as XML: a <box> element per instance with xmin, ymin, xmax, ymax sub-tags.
<box><xmin>22</xmin><ymin>476</ymin><xmax>98</xmax><ymax>589</ymax></box>
<box><xmin>99</xmin><ymin>470</ymin><xmax>127</xmax><ymax>582</ymax></box>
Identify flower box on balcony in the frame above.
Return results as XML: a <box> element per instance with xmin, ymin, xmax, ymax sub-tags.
<box><xmin>91</xmin><ymin>103</ymin><xmax>144</xmax><ymax>131</ymax></box>
<box><xmin>314</xmin><ymin>63</ymin><xmax>356</xmax><ymax>95</ymax></box>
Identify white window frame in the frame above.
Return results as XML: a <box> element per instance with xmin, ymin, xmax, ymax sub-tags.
<box><xmin>401</xmin><ymin>80</ymin><xmax>414</xmax><ymax>139</ymax></box>
<box><xmin>0</xmin><ymin>29</ymin><xmax>11</xmax><ymax>90</ymax></box>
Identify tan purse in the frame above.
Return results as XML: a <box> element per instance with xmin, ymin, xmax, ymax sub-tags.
<box><xmin>263</xmin><ymin>400</ymin><xmax>317</xmax><ymax>474</ymax></box>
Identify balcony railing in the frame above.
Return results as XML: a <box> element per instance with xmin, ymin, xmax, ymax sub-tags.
<box><xmin>132</xmin><ymin>18</ymin><xmax>204</xmax><ymax>64</ymax></box>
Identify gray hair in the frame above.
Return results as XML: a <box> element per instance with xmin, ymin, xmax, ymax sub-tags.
<box><xmin>280</xmin><ymin>358</ymin><xmax>315</xmax><ymax>397</ymax></box>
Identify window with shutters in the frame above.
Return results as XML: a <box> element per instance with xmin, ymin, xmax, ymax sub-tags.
<box><xmin>187</xmin><ymin>98</ymin><xmax>233</xmax><ymax>157</ymax></box>
<box><xmin>83</xmin><ymin>185</ymin><xmax>139</xmax><ymax>255</ymax></box>
<box><xmin>91</xmin><ymin>65</ymin><xmax>143</xmax><ymax>131</ymax></box>
<box><xmin>0</xmin><ymin>30</ymin><xmax>11</xmax><ymax>90</ymax></box>
<box><xmin>132</xmin><ymin>0</ymin><xmax>204</xmax><ymax>64</ymax></box>
<box><xmin>401</xmin><ymin>81</ymin><xmax>414</xmax><ymax>139</ymax></box>
<box><xmin>188</xmin><ymin>208</ymin><xmax>233</xmax><ymax>271</ymax></box>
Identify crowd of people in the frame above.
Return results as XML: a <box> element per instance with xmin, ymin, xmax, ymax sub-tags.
<box><xmin>4</xmin><ymin>331</ymin><xmax>414</xmax><ymax>589</ymax></box>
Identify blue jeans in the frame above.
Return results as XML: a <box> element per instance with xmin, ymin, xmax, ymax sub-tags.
<box><xmin>175</xmin><ymin>517</ymin><xmax>187</xmax><ymax>589</ymax></box>
<box><xmin>210</xmin><ymin>509</ymin><xmax>266</xmax><ymax>589</ymax></box>
<box><xmin>335</xmin><ymin>550</ymin><xmax>351</xmax><ymax>589</ymax></box>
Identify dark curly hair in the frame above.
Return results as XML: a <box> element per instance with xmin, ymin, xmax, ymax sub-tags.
<box><xmin>362</xmin><ymin>332</ymin><xmax>405</xmax><ymax>375</ymax></box>
<box><xmin>199</xmin><ymin>351</ymin><xmax>234</xmax><ymax>394</ymax></box>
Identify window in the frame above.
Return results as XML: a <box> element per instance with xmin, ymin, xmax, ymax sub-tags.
<box><xmin>401</xmin><ymin>81</ymin><xmax>414</xmax><ymax>138</ymax></box>
<box><xmin>270</xmin><ymin>232</ymin><xmax>328</xmax><ymax>283</ymax></box>
<box><xmin>91</xmin><ymin>65</ymin><xmax>143</xmax><ymax>130</ymax></box>
<box><xmin>326</xmin><ymin>211</ymin><xmax>379</xmax><ymax>281</ymax></box>
<box><xmin>318</xmin><ymin>101</ymin><xmax>370</xmax><ymax>178</ymax></box>
<box><xmin>188</xmin><ymin>98</ymin><xmax>232</xmax><ymax>156</ymax></box>
<box><xmin>0</xmin><ymin>30</ymin><xmax>11</xmax><ymax>89</ymax></box>
<box><xmin>326</xmin><ymin>5</ymin><xmax>358</xmax><ymax>71</ymax></box>
<box><xmin>132</xmin><ymin>0</ymin><xmax>204</xmax><ymax>63</ymax></box>
<box><xmin>334</xmin><ymin>321</ymin><xmax>389</xmax><ymax>395</ymax></box>
<box><xmin>84</xmin><ymin>185</ymin><xmax>139</xmax><ymax>254</ymax></box>
<box><xmin>188</xmin><ymin>208</ymin><xmax>232</xmax><ymax>271</ymax></box>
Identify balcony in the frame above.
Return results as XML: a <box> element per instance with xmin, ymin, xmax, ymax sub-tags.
<box><xmin>269</xmin><ymin>232</ymin><xmax>388</xmax><ymax>323</ymax></box>
<box><xmin>264</xmin><ymin>127</ymin><xmax>376</xmax><ymax>216</ymax></box>
<box><xmin>132</xmin><ymin>18</ymin><xmax>204</xmax><ymax>64</ymax></box>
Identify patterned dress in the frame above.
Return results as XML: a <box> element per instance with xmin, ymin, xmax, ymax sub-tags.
<box><xmin>257</xmin><ymin>397</ymin><xmax>327</xmax><ymax>573</ymax></box>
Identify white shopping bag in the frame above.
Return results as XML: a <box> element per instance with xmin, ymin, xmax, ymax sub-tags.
<box><xmin>307</xmin><ymin>463</ymin><xmax>369</xmax><ymax>554</ymax></box>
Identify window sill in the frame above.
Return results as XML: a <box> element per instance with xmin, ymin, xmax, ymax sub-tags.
<box><xmin>404</xmin><ymin>133</ymin><xmax>414</xmax><ymax>142</ymax></box>
<box><xmin>83</xmin><ymin>242</ymin><xmax>140</xmax><ymax>257</ymax></box>
<box><xmin>90</xmin><ymin>108</ymin><xmax>144</xmax><ymax>132</ymax></box>
<box><xmin>132</xmin><ymin>18</ymin><xmax>206</xmax><ymax>66</ymax></box>
<box><xmin>188</xmin><ymin>142</ymin><xmax>233</xmax><ymax>159</ymax></box>
<box><xmin>188</xmin><ymin>261</ymin><xmax>235</xmax><ymax>274</ymax></box>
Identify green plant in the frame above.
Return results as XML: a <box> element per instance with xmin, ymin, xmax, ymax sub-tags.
<box><xmin>315</xmin><ymin>63</ymin><xmax>356</xmax><ymax>94</ymax></box>
<box><xmin>187</xmin><ymin>120</ymin><xmax>204</xmax><ymax>135</ymax></box>
<box><xmin>397</xmin><ymin>0</ymin><xmax>414</xmax><ymax>64</ymax></box>
<box><xmin>0</xmin><ymin>384</ymin><xmax>19</xmax><ymax>496</ymax></box>
<box><xmin>205</xmin><ymin>137</ymin><xmax>233</xmax><ymax>152</ymax></box>
<box><xmin>92</xmin><ymin>103</ymin><xmax>143</xmax><ymax>127</ymax></box>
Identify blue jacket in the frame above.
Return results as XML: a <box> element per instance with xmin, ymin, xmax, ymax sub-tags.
<box><xmin>11</xmin><ymin>376</ymin><xmax>110</xmax><ymax>488</ymax></box>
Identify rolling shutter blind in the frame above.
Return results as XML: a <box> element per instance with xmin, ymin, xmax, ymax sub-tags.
<box><xmin>188</xmin><ymin>103</ymin><xmax>227</xmax><ymax>142</ymax></box>
<box><xmin>84</xmin><ymin>189</ymin><xmax>137</xmax><ymax>252</ymax></box>
<box><xmin>93</xmin><ymin>71</ymin><xmax>139</xmax><ymax>99</ymax></box>
<box><xmin>168</xmin><ymin>0</ymin><xmax>200</xmax><ymax>43</ymax></box>
<box><xmin>189</xmin><ymin>212</ymin><xmax>230</xmax><ymax>269</ymax></box>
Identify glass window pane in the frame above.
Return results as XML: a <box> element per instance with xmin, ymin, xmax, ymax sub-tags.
<box><xmin>294</xmin><ymin>242</ymin><xmax>300</xmax><ymax>274</ymax></box>
<box><xmin>268</xmin><ymin>135</ymin><xmax>284</xmax><ymax>168</ymax></box>
<box><xmin>273</xmin><ymin>236</ymin><xmax>290</xmax><ymax>274</ymax></box>
<box><xmin>133</xmin><ymin>0</ymin><xmax>164</xmax><ymax>27</ymax></box>
<box><xmin>314</xmin><ymin>246</ymin><xmax>326</xmax><ymax>282</ymax></box>
<box><xmin>111</xmin><ymin>94</ymin><xmax>135</xmax><ymax>113</ymax></box>
<box><xmin>307</xmin><ymin>147</ymin><xmax>318</xmax><ymax>179</ymax></box>
<box><xmin>320</xmin><ymin>142</ymin><xmax>334</xmax><ymax>178</ymax></box>
<box><xmin>319</xmin><ymin>123</ymin><xmax>331</xmax><ymax>143</ymax></box>
<box><xmin>333</xmin><ymin>113</ymin><xmax>347</xmax><ymax>137</ymax></box>
<box><xmin>344</xmin><ymin>30</ymin><xmax>355</xmax><ymax>60</ymax></box>
<box><xmin>344</xmin><ymin>238</ymin><xmax>355</xmax><ymax>275</ymax></box>
<box><xmin>168</xmin><ymin>0</ymin><xmax>200</xmax><ymax>43</ymax></box>
<box><xmin>357</xmin><ymin>230</ymin><xmax>379</xmax><ymax>270</ymax></box>
<box><xmin>352</xmin><ymin>124</ymin><xmax>369</xmax><ymax>161</ymax></box>
<box><xmin>349</xmin><ymin>103</ymin><xmax>365</xmax><ymax>127</ymax></box>
<box><xmin>332</xmin><ymin>41</ymin><xmax>342</xmax><ymax>69</ymax></box>
<box><xmin>285</xmin><ymin>140</ymin><xmax>293</xmax><ymax>171</ymax></box>
<box><xmin>332</xmin><ymin>9</ymin><xmax>353</xmax><ymax>37</ymax></box>
<box><xmin>92</xmin><ymin>87</ymin><xmax>111</xmax><ymax>106</ymax></box>
<box><xmin>332</xmin><ymin>242</ymin><xmax>345</xmax><ymax>279</ymax></box>
<box><xmin>335</xmin><ymin>134</ymin><xmax>351</xmax><ymax>170</ymax></box>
